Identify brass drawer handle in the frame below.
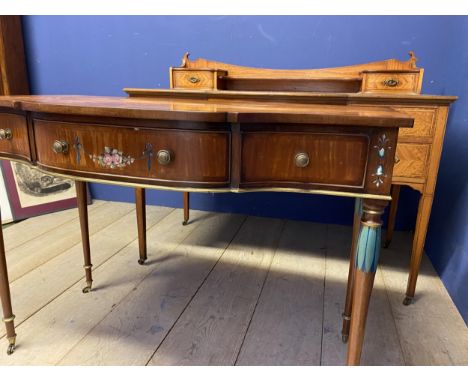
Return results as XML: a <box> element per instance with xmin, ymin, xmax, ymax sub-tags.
<box><xmin>188</xmin><ymin>76</ymin><xmax>200</xmax><ymax>84</ymax></box>
<box><xmin>383</xmin><ymin>78</ymin><xmax>399</xmax><ymax>87</ymax></box>
<box><xmin>295</xmin><ymin>152</ymin><xmax>310</xmax><ymax>168</ymax></box>
<box><xmin>52</xmin><ymin>140</ymin><xmax>69</xmax><ymax>154</ymax></box>
<box><xmin>0</xmin><ymin>128</ymin><xmax>12</xmax><ymax>140</ymax></box>
<box><xmin>394</xmin><ymin>154</ymin><xmax>400</xmax><ymax>164</ymax></box>
<box><xmin>156</xmin><ymin>149</ymin><xmax>173</xmax><ymax>165</ymax></box>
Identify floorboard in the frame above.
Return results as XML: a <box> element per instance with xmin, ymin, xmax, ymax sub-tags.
<box><xmin>0</xmin><ymin>201</ymin><xmax>467</xmax><ymax>366</ymax></box>
<box><xmin>236</xmin><ymin>220</ymin><xmax>326</xmax><ymax>366</ymax></box>
<box><xmin>148</xmin><ymin>216</ymin><xmax>284</xmax><ymax>366</ymax></box>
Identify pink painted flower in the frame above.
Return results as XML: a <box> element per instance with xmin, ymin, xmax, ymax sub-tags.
<box><xmin>112</xmin><ymin>153</ymin><xmax>121</xmax><ymax>165</ymax></box>
<box><xmin>103</xmin><ymin>153</ymin><xmax>113</xmax><ymax>165</ymax></box>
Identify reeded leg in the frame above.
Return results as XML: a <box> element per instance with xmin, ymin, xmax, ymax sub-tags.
<box><xmin>183</xmin><ymin>192</ymin><xmax>190</xmax><ymax>226</ymax></box>
<box><xmin>384</xmin><ymin>185</ymin><xmax>401</xmax><ymax>248</ymax></box>
<box><xmin>0</xmin><ymin>209</ymin><xmax>16</xmax><ymax>355</ymax></box>
<box><xmin>347</xmin><ymin>199</ymin><xmax>387</xmax><ymax>366</ymax></box>
<box><xmin>404</xmin><ymin>193</ymin><xmax>434</xmax><ymax>305</ymax></box>
<box><xmin>135</xmin><ymin>188</ymin><xmax>147</xmax><ymax>265</ymax></box>
<box><xmin>341</xmin><ymin>198</ymin><xmax>362</xmax><ymax>343</ymax></box>
<box><xmin>76</xmin><ymin>181</ymin><xmax>92</xmax><ymax>293</ymax></box>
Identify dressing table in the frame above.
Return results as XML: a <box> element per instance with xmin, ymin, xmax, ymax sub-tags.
<box><xmin>0</xmin><ymin>52</ymin><xmax>456</xmax><ymax>365</ymax></box>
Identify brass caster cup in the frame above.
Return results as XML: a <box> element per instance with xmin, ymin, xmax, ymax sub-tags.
<box><xmin>182</xmin><ymin>220</ymin><xmax>189</xmax><ymax>226</ymax></box>
<box><xmin>82</xmin><ymin>282</ymin><xmax>93</xmax><ymax>294</ymax></box>
<box><xmin>403</xmin><ymin>296</ymin><xmax>413</xmax><ymax>306</ymax></box>
<box><xmin>138</xmin><ymin>258</ymin><xmax>147</xmax><ymax>265</ymax></box>
<box><xmin>341</xmin><ymin>334</ymin><xmax>349</xmax><ymax>343</ymax></box>
<box><xmin>6</xmin><ymin>337</ymin><xmax>16</xmax><ymax>355</ymax></box>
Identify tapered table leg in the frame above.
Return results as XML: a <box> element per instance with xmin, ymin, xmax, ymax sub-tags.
<box><xmin>135</xmin><ymin>187</ymin><xmax>147</xmax><ymax>265</ymax></box>
<box><xmin>183</xmin><ymin>192</ymin><xmax>190</xmax><ymax>226</ymax></box>
<box><xmin>384</xmin><ymin>185</ymin><xmax>401</xmax><ymax>248</ymax></box>
<box><xmin>75</xmin><ymin>181</ymin><xmax>92</xmax><ymax>293</ymax></box>
<box><xmin>341</xmin><ymin>198</ymin><xmax>362</xmax><ymax>342</ymax></box>
<box><xmin>404</xmin><ymin>192</ymin><xmax>434</xmax><ymax>305</ymax></box>
<box><xmin>347</xmin><ymin>199</ymin><xmax>387</xmax><ymax>366</ymax></box>
<box><xmin>0</xmin><ymin>209</ymin><xmax>16</xmax><ymax>355</ymax></box>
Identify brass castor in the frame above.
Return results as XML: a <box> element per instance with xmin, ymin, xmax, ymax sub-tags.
<box><xmin>6</xmin><ymin>337</ymin><xmax>16</xmax><ymax>355</ymax></box>
<box><xmin>403</xmin><ymin>296</ymin><xmax>413</xmax><ymax>306</ymax></box>
<box><xmin>82</xmin><ymin>281</ymin><xmax>92</xmax><ymax>294</ymax></box>
<box><xmin>138</xmin><ymin>258</ymin><xmax>147</xmax><ymax>265</ymax></box>
<box><xmin>383</xmin><ymin>240</ymin><xmax>391</xmax><ymax>248</ymax></box>
<box><xmin>341</xmin><ymin>334</ymin><xmax>349</xmax><ymax>343</ymax></box>
<box><xmin>182</xmin><ymin>220</ymin><xmax>188</xmax><ymax>226</ymax></box>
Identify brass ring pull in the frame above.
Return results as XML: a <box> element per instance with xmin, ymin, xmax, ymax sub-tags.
<box><xmin>0</xmin><ymin>128</ymin><xmax>12</xmax><ymax>140</ymax></box>
<box><xmin>295</xmin><ymin>152</ymin><xmax>310</xmax><ymax>168</ymax></box>
<box><xmin>52</xmin><ymin>140</ymin><xmax>69</xmax><ymax>154</ymax></box>
<box><xmin>394</xmin><ymin>154</ymin><xmax>400</xmax><ymax>164</ymax></box>
<box><xmin>383</xmin><ymin>78</ymin><xmax>399</xmax><ymax>87</ymax></box>
<box><xmin>188</xmin><ymin>76</ymin><xmax>200</xmax><ymax>84</ymax></box>
<box><xmin>156</xmin><ymin>149</ymin><xmax>173</xmax><ymax>165</ymax></box>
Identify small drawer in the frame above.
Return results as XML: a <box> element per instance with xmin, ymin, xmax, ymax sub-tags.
<box><xmin>0</xmin><ymin>113</ymin><xmax>31</xmax><ymax>161</ymax></box>
<box><xmin>171</xmin><ymin>69</ymin><xmax>227</xmax><ymax>90</ymax></box>
<box><xmin>393</xmin><ymin>107</ymin><xmax>435</xmax><ymax>139</ymax></box>
<box><xmin>241</xmin><ymin>132</ymin><xmax>369</xmax><ymax>188</ymax></box>
<box><xmin>34</xmin><ymin>120</ymin><xmax>230</xmax><ymax>185</ymax></box>
<box><xmin>361</xmin><ymin>71</ymin><xmax>421</xmax><ymax>93</ymax></box>
<box><xmin>393</xmin><ymin>143</ymin><xmax>430</xmax><ymax>179</ymax></box>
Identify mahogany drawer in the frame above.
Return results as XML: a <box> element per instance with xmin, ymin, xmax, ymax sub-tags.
<box><xmin>0</xmin><ymin>113</ymin><xmax>31</xmax><ymax>161</ymax></box>
<box><xmin>33</xmin><ymin>120</ymin><xmax>230</xmax><ymax>185</ymax></box>
<box><xmin>361</xmin><ymin>71</ymin><xmax>421</xmax><ymax>94</ymax></box>
<box><xmin>241</xmin><ymin>132</ymin><xmax>369</xmax><ymax>188</ymax></box>
<box><xmin>393</xmin><ymin>143</ymin><xmax>430</xmax><ymax>180</ymax></box>
<box><xmin>171</xmin><ymin>69</ymin><xmax>226</xmax><ymax>90</ymax></box>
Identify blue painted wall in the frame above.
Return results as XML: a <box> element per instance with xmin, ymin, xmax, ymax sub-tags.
<box><xmin>21</xmin><ymin>16</ymin><xmax>468</xmax><ymax>322</ymax></box>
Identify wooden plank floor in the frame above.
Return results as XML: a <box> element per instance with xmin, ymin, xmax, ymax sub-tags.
<box><xmin>0</xmin><ymin>200</ymin><xmax>467</xmax><ymax>366</ymax></box>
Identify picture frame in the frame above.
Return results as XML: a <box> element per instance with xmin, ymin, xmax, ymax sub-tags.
<box><xmin>0</xmin><ymin>159</ymin><xmax>89</xmax><ymax>221</ymax></box>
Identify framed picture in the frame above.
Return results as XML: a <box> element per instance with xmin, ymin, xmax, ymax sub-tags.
<box><xmin>0</xmin><ymin>160</ymin><xmax>88</xmax><ymax>221</ymax></box>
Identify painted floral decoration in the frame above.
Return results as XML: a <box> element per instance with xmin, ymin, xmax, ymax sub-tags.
<box><xmin>371</xmin><ymin>134</ymin><xmax>391</xmax><ymax>187</ymax></box>
<box><xmin>90</xmin><ymin>147</ymin><xmax>135</xmax><ymax>169</ymax></box>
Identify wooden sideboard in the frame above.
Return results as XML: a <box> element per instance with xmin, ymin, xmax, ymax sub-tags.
<box><xmin>0</xmin><ymin>52</ymin><xmax>456</xmax><ymax>366</ymax></box>
<box><xmin>0</xmin><ymin>92</ymin><xmax>414</xmax><ymax>365</ymax></box>
<box><xmin>168</xmin><ymin>52</ymin><xmax>456</xmax><ymax>315</ymax></box>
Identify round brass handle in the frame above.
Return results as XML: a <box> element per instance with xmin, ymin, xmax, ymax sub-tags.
<box><xmin>52</xmin><ymin>140</ymin><xmax>69</xmax><ymax>154</ymax></box>
<box><xmin>383</xmin><ymin>78</ymin><xmax>399</xmax><ymax>87</ymax></box>
<box><xmin>188</xmin><ymin>76</ymin><xmax>200</xmax><ymax>84</ymax></box>
<box><xmin>0</xmin><ymin>128</ymin><xmax>12</xmax><ymax>140</ymax></box>
<box><xmin>394</xmin><ymin>154</ymin><xmax>401</xmax><ymax>164</ymax></box>
<box><xmin>295</xmin><ymin>152</ymin><xmax>310</xmax><ymax>168</ymax></box>
<box><xmin>156</xmin><ymin>149</ymin><xmax>172</xmax><ymax>165</ymax></box>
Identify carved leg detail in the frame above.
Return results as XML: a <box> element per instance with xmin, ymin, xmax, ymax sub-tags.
<box><xmin>346</xmin><ymin>199</ymin><xmax>387</xmax><ymax>366</ymax></box>
<box><xmin>404</xmin><ymin>193</ymin><xmax>434</xmax><ymax>305</ymax></box>
<box><xmin>76</xmin><ymin>181</ymin><xmax>93</xmax><ymax>293</ymax></box>
<box><xmin>341</xmin><ymin>198</ymin><xmax>362</xmax><ymax>343</ymax></box>
<box><xmin>183</xmin><ymin>192</ymin><xmax>190</xmax><ymax>226</ymax></box>
<box><xmin>135</xmin><ymin>188</ymin><xmax>147</xmax><ymax>265</ymax></box>
<box><xmin>0</xmin><ymin>209</ymin><xmax>17</xmax><ymax>355</ymax></box>
<box><xmin>384</xmin><ymin>185</ymin><xmax>401</xmax><ymax>248</ymax></box>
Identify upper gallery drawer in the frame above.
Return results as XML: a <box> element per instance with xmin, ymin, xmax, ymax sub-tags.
<box><xmin>241</xmin><ymin>132</ymin><xmax>369</xmax><ymax>188</ymax></box>
<box><xmin>0</xmin><ymin>113</ymin><xmax>31</xmax><ymax>161</ymax></box>
<box><xmin>33</xmin><ymin>120</ymin><xmax>230</xmax><ymax>186</ymax></box>
<box><xmin>361</xmin><ymin>71</ymin><xmax>422</xmax><ymax>93</ymax></box>
<box><xmin>171</xmin><ymin>69</ymin><xmax>227</xmax><ymax>90</ymax></box>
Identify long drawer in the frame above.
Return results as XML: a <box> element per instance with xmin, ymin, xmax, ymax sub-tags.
<box><xmin>0</xmin><ymin>113</ymin><xmax>31</xmax><ymax>161</ymax></box>
<box><xmin>241</xmin><ymin>132</ymin><xmax>369</xmax><ymax>188</ymax></box>
<box><xmin>33</xmin><ymin>120</ymin><xmax>230</xmax><ymax>186</ymax></box>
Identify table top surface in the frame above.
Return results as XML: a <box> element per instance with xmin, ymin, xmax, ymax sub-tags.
<box><xmin>0</xmin><ymin>94</ymin><xmax>414</xmax><ymax>127</ymax></box>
